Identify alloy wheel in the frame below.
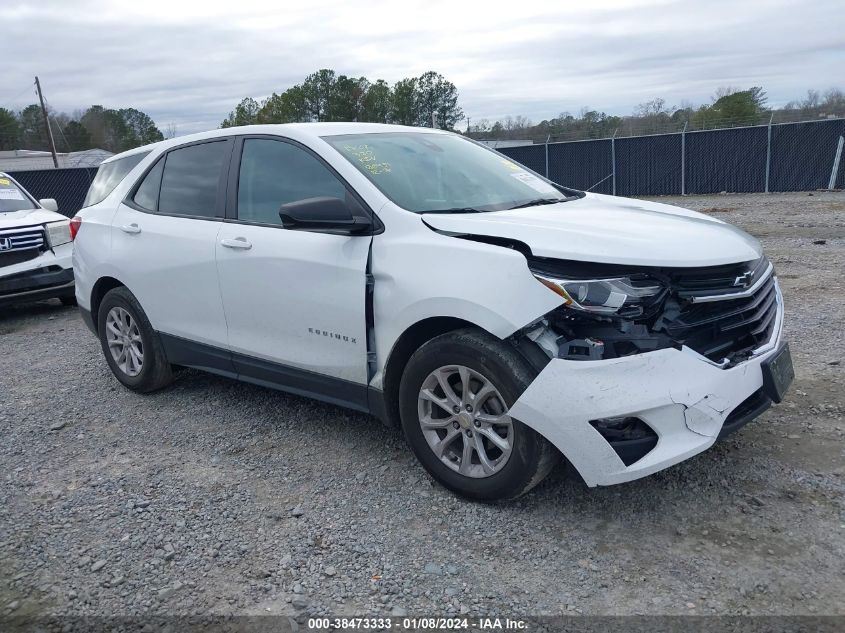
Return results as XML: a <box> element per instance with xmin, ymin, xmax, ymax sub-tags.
<box><xmin>105</xmin><ymin>306</ymin><xmax>144</xmax><ymax>377</ymax></box>
<box><xmin>417</xmin><ymin>365</ymin><xmax>513</xmax><ymax>478</ymax></box>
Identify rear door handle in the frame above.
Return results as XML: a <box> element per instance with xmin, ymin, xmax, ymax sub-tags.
<box><xmin>220</xmin><ymin>237</ymin><xmax>252</xmax><ymax>250</ymax></box>
<box><xmin>120</xmin><ymin>223</ymin><xmax>141</xmax><ymax>234</ymax></box>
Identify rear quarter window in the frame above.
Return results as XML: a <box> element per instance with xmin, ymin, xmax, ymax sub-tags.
<box><xmin>157</xmin><ymin>141</ymin><xmax>229</xmax><ymax>217</ymax></box>
<box><xmin>83</xmin><ymin>152</ymin><xmax>150</xmax><ymax>207</ymax></box>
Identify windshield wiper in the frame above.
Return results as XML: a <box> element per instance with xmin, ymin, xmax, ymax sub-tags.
<box><xmin>420</xmin><ymin>207</ymin><xmax>486</xmax><ymax>214</ymax></box>
<box><xmin>508</xmin><ymin>198</ymin><xmax>564</xmax><ymax>210</ymax></box>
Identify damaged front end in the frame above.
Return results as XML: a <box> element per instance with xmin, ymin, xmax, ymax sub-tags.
<box><xmin>506</xmin><ymin>254</ymin><xmax>784</xmax><ymax>483</ymax></box>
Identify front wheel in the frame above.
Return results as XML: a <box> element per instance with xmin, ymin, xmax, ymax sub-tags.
<box><xmin>399</xmin><ymin>329</ymin><xmax>559</xmax><ymax>501</ymax></box>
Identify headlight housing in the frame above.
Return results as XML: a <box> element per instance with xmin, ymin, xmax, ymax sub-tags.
<box><xmin>45</xmin><ymin>220</ymin><xmax>72</xmax><ymax>248</ymax></box>
<box><xmin>533</xmin><ymin>273</ymin><xmax>665</xmax><ymax>317</ymax></box>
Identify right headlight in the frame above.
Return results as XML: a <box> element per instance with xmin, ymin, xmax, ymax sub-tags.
<box><xmin>533</xmin><ymin>273</ymin><xmax>665</xmax><ymax>316</ymax></box>
<box><xmin>45</xmin><ymin>220</ymin><xmax>72</xmax><ymax>248</ymax></box>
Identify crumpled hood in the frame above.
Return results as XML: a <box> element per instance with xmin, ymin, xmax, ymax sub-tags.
<box><xmin>422</xmin><ymin>193</ymin><xmax>762</xmax><ymax>267</ymax></box>
<box><xmin>0</xmin><ymin>208</ymin><xmax>66</xmax><ymax>228</ymax></box>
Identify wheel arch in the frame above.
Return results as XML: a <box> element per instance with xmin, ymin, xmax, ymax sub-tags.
<box><xmin>89</xmin><ymin>276</ymin><xmax>127</xmax><ymax>334</ymax></box>
<box><xmin>379</xmin><ymin>316</ymin><xmax>479</xmax><ymax>427</ymax></box>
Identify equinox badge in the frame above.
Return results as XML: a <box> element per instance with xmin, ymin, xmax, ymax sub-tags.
<box><xmin>309</xmin><ymin>328</ymin><xmax>357</xmax><ymax>344</ymax></box>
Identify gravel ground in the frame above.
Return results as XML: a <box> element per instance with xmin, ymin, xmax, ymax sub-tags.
<box><xmin>1</xmin><ymin>192</ymin><xmax>843</xmax><ymax>621</ymax></box>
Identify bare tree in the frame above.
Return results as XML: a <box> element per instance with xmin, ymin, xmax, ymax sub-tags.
<box><xmin>713</xmin><ymin>86</ymin><xmax>741</xmax><ymax>101</ymax></box>
<box><xmin>634</xmin><ymin>97</ymin><xmax>670</xmax><ymax>117</ymax></box>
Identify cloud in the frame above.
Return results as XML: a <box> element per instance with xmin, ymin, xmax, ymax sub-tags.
<box><xmin>2</xmin><ymin>0</ymin><xmax>842</xmax><ymax>135</ymax></box>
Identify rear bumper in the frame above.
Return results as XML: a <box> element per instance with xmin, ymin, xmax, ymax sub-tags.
<box><xmin>79</xmin><ymin>305</ymin><xmax>96</xmax><ymax>334</ymax></box>
<box><xmin>509</xmin><ymin>281</ymin><xmax>786</xmax><ymax>487</ymax></box>
<box><xmin>0</xmin><ymin>266</ymin><xmax>75</xmax><ymax>307</ymax></box>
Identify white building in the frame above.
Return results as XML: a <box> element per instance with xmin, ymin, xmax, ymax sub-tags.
<box><xmin>0</xmin><ymin>149</ymin><xmax>114</xmax><ymax>172</ymax></box>
<box><xmin>476</xmin><ymin>139</ymin><xmax>534</xmax><ymax>149</ymax></box>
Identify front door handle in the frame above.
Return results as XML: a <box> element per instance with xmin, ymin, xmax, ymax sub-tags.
<box><xmin>220</xmin><ymin>237</ymin><xmax>252</xmax><ymax>250</ymax></box>
<box><xmin>120</xmin><ymin>223</ymin><xmax>141</xmax><ymax>234</ymax></box>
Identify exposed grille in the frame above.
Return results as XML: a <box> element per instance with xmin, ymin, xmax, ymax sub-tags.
<box><xmin>671</xmin><ymin>256</ymin><xmax>771</xmax><ymax>300</ymax></box>
<box><xmin>0</xmin><ymin>227</ymin><xmax>46</xmax><ymax>251</ymax></box>
<box><xmin>662</xmin><ymin>258</ymin><xmax>778</xmax><ymax>363</ymax></box>
<box><xmin>0</xmin><ymin>227</ymin><xmax>46</xmax><ymax>269</ymax></box>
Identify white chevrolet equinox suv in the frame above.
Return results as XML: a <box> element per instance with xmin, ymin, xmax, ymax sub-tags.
<box><xmin>72</xmin><ymin>123</ymin><xmax>793</xmax><ymax>500</ymax></box>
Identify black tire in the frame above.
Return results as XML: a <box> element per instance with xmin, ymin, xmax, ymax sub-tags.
<box><xmin>97</xmin><ymin>286</ymin><xmax>174</xmax><ymax>393</ymax></box>
<box><xmin>399</xmin><ymin>328</ymin><xmax>559</xmax><ymax>501</ymax></box>
<box><xmin>60</xmin><ymin>295</ymin><xmax>77</xmax><ymax>307</ymax></box>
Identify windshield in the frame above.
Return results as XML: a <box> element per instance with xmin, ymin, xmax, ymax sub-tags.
<box><xmin>324</xmin><ymin>132</ymin><xmax>574</xmax><ymax>213</ymax></box>
<box><xmin>0</xmin><ymin>176</ymin><xmax>37</xmax><ymax>212</ymax></box>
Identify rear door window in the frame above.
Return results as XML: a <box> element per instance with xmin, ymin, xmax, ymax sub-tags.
<box><xmin>158</xmin><ymin>141</ymin><xmax>230</xmax><ymax>218</ymax></box>
<box><xmin>83</xmin><ymin>152</ymin><xmax>149</xmax><ymax>207</ymax></box>
<box><xmin>0</xmin><ymin>176</ymin><xmax>37</xmax><ymax>212</ymax></box>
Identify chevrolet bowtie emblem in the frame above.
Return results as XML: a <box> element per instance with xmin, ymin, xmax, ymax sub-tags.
<box><xmin>732</xmin><ymin>271</ymin><xmax>754</xmax><ymax>288</ymax></box>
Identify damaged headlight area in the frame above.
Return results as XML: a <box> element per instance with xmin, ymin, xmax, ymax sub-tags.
<box><xmin>526</xmin><ymin>262</ymin><xmax>674</xmax><ymax>361</ymax></box>
<box><xmin>532</xmin><ymin>273</ymin><xmax>666</xmax><ymax>318</ymax></box>
<box><xmin>522</xmin><ymin>255</ymin><xmax>779</xmax><ymax>367</ymax></box>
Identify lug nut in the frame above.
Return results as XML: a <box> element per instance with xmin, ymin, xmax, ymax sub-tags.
<box><xmin>453</xmin><ymin>405</ymin><xmax>460</xmax><ymax>413</ymax></box>
<box><xmin>465</xmin><ymin>404</ymin><xmax>473</xmax><ymax>412</ymax></box>
<box><xmin>473</xmin><ymin>420</ymin><xmax>481</xmax><ymax>428</ymax></box>
<box><xmin>452</xmin><ymin>421</ymin><xmax>459</xmax><ymax>429</ymax></box>
<box><xmin>466</xmin><ymin>430</ymin><xmax>473</xmax><ymax>437</ymax></box>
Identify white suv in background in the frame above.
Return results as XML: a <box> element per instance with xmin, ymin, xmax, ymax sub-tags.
<box><xmin>72</xmin><ymin>123</ymin><xmax>793</xmax><ymax>501</ymax></box>
<box><xmin>0</xmin><ymin>173</ymin><xmax>75</xmax><ymax>307</ymax></box>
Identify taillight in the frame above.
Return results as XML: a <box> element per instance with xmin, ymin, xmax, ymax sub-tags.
<box><xmin>69</xmin><ymin>216</ymin><xmax>82</xmax><ymax>240</ymax></box>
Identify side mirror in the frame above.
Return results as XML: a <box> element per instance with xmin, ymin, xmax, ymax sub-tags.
<box><xmin>39</xmin><ymin>198</ymin><xmax>59</xmax><ymax>212</ymax></box>
<box><xmin>279</xmin><ymin>197</ymin><xmax>372</xmax><ymax>234</ymax></box>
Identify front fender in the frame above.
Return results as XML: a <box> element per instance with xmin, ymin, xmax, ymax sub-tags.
<box><xmin>371</xmin><ymin>220</ymin><xmax>563</xmax><ymax>385</ymax></box>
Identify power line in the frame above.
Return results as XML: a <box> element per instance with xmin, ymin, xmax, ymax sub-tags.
<box><xmin>43</xmin><ymin>94</ymin><xmax>72</xmax><ymax>153</ymax></box>
<box><xmin>0</xmin><ymin>81</ymin><xmax>37</xmax><ymax>112</ymax></box>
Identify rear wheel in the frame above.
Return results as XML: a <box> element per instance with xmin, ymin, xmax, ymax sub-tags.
<box><xmin>399</xmin><ymin>328</ymin><xmax>559</xmax><ymax>501</ymax></box>
<box><xmin>97</xmin><ymin>286</ymin><xmax>174</xmax><ymax>393</ymax></box>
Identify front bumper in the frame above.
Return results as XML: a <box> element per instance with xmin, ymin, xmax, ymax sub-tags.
<box><xmin>0</xmin><ymin>265</ymin><xmax>75</xmax><ymax>307</ymax></box>
<box><xmin>509</xmin><ymin>281</ymin><xmax>787</xmax><ymax>487</ymax></box>
<box><xmin>0</xmin><ymin>241</ymin><xmax>74</xmax><ymax>307</ymax></box>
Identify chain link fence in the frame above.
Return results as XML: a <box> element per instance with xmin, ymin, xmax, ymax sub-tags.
<box><xmin>499</xmin><ymin>117</ymin><xmax>845</xmax><ymax>196</ymax></box>
<box><xmin>5</xmin><ymin>167</ymin><xmax>97</xmax><ymax>218</ymax></box>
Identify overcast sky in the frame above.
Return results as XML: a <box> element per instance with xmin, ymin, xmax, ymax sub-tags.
<box><xmin>4</xmin><ymin>0</ymin><xmax>843</xmax><ymax>135</ymax></box>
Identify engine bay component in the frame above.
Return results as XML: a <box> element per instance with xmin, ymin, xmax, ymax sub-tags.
<box><xmin>560</xmin><ymin>337</ymin><xmax>604</xmax><ymax>360</ymax></box>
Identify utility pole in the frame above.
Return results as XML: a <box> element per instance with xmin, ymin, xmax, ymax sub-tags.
<box><xmin>35</xmin><ymin>76</ymin><xmax>59</xmax><ymax>168</ymax></box>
